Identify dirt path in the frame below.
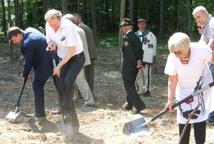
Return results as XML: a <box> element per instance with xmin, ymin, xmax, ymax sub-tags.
<box><xmin>0</xmin><ymin>46</ymin><xmax>213</xmax><ymax>144</ymax></box>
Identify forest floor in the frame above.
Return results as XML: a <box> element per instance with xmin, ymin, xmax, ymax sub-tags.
<box><xmin>0</xmin><ymin>44</ymin><xmax>213</xmax><ymax>144</ymax></box>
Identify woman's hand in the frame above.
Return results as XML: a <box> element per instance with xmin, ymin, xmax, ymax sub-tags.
<box><xmin>165</xmin><ymin>100</ymin><xmax>174</xmax><ymax>112</ymax></box>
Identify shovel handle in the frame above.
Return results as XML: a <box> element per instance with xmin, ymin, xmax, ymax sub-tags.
<box><xmin>16</xmin><ymin>77</ymin><xmax>27</xmax><ymax>107</ymax></box>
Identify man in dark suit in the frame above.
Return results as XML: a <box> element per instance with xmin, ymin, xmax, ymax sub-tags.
<box><xmin>8</xmin><ymin>26</ymin><xmax>52</xmax><ymax>117</ymax></box>
<box><xmin>73</xmin><ymin>13</ymin><xmax>97</xmax><ymax>94</ymax></box>
<box><xmin>120</xmin><ymin>18</ymin><xmax>146</xmax><ymax>113</ymax></box>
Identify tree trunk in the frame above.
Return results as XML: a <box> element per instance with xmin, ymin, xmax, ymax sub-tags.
<box><xmin>111</xmin><ymin>0</ymin><xmax>115</xmax><ymax>32</ymax></box>
<box><xmin>128</xmin><ymin>0</ymin><xmax>134</xmax><ymax>22</ymax></box>
<box><xmin>90</xmin><ymin>0</ymin><xmax>97</xmax><ymax>45</ymax></box>
<box><xmin>42</xmin><ymin>0</ymin><xmax>51</xmax><ymax>15</ymax></box>
<box><xmin>119</xmin><ymin>0</ymin><xmax>126</xmax><ymax>50</ymax></box>
<box><xmin>186</xmin><ymin>0</ymin><xmax>192</xmax><ymax>37</ymax></box>
<box><xmin>159</xmin><ymin>0</ymin><xmax>164</xmax><ymax>38</ymax></box>
<box><xmin>7</xmin><ymin>0</ymin><xmax>14</xmax><ymax>62</ymax></box>
<box><xmin>1</xmin><ymin>0</ymin><xmax>7</xmax><ymax>37</ymax></box>
<box><xmin>14</xmin><ymin>0</ymin><xmax>21</xmax><ymax>27</ymax></box>
<box><xmin>61</xmin><ymin>0</ymin><xmax>68</xmax><ymax>14</ymax></box>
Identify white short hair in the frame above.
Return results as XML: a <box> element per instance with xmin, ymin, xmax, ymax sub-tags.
<box><xmin>192</xmin><ymin>6</ymin><xmax>208</xmax><ymax>16</ymax></box>
<box><xmin>168</xmin><ymin>32</ymin><xmax>190</xmax><ymax>53</ymax></box>
<box><xmin>45</xmin><ymin>9</ymin><xmax>62</xmax><ymax>21</ymax></box>
<box><xmin>63</xmin><ymin>14</ymin><xmax>74</xmax><ymax>22</ymax></box>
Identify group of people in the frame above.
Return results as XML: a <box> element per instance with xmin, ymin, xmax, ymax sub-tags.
<box><xmin>120</xmin><ymin>17</ymin><xmax>157</xmax><ymax>113</ymax></box>
<box><xmin>8</xmin><ymin>9</ymin><xmax>97</xmax><ymax>134</ymax></box>
<box><xmin>6</xmin><ymin>5</ymin><xmax>214</xmax><ymax>143</ymax></box>
<box><xmin>120</xmin><ymin>5</ymin><xmax>214</xmax><ymax>144</ymax></box>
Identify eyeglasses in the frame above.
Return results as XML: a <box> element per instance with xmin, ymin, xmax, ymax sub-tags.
<box><xmin>173</xmin><ymin>51</ymin><xmax>182</xmax><ymax>56</ymax></box>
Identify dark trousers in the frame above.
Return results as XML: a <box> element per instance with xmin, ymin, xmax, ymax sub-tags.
<box><xmin>32</xmin><ymin>78</ymin><xmax>49</xmax><ymax>115</ymax></box>
<box><xmin>60</xmin><ymin>53</ymin><xmax>85</xmax><ymax>117</ymax></box>
<box><xmin>122</xmin><ymin>69</ymin><xmax>145</xmax><ymax>111</ymax></box>
<box><xmin>179</xmin><ymin>121</ymin><xmax>206</xmax><ymax>144</ymax></box>
<box><xmin>84</xmin><ymin>59</ymin><xmax>95</xmax><ymax>93</ymax></box>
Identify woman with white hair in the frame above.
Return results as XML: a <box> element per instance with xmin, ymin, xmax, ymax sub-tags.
<box><xmin>164</xmin><ymin>32</ymin><xmax>214</xmax><ymax>144</ymax></box>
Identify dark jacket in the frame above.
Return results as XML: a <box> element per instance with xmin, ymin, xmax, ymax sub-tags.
<box><xmin>122</xmin><ymin>30</ymin><xmax>143</xmax><ymax>72</ymax></box>
<box><xmin>21</xmin><ymin>27</ymin><xmax>52</xmax><ymax>81</ymax></box>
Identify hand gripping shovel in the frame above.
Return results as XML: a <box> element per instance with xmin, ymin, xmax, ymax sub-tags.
<box><xmin>5</xmin><ymin>77</ymin><xmax>27</xmax><ymax>122</ymax></box>
<box><xmin>123</xmin><ymin>81</ymin><xmax>214</xmax><ymax>136</ymax></box>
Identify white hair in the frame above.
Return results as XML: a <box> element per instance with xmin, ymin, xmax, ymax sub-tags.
<box><xmin>192</xmin><ymin>6</ymin><xmax>208</xmax><ymax>16</ymax></box>
<box><xmin>168</xmin><ymin>32</ymin><xmax>190</xmax><ymax>53</ymax></box>
<box><xmin>44</xmin><ymin>9</ymin><xmax>62</xmax><ymax>21</ymax></box>
<box><xmin>63</xmin><ymin>14</ymin><xmax>75</xmax><ymax>22</ymax></box>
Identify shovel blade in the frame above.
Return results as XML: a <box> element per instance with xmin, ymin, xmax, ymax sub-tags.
<box><xmin>5</xmin><ymin>110</ymin><xmax>22</xmax><ymax>122</ymax></box>
<box><xmin>123</xmin><ymin>115</ymin><xmax>149</xmax><ymax>136</ymax></box>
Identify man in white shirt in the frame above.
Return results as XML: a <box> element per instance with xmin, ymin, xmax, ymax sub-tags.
<box><xmin>45</xmin><ymin>9</ymin><xmax>85</xmax><ymax>134</ymax></box>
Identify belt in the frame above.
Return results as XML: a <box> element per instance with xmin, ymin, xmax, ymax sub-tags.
<box><xmin>58</xmin><ymin>52</ymin><xmax>84</xmax><ymax>61</ymax></box>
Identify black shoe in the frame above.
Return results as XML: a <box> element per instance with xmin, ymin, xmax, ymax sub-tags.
<box><xmin>143</xmin><ymin>90</ymin><xmax>151</xmax><ymax>97</ymax></box>
<box><xmin>132</xmin><ymin>103</ymin><xmax>146</xmax><ymax>114</ymax></box>
<box><xmin>122</xmin><ymin>102</ymin><xmax>133</xmax><ymax>111</ymax></box>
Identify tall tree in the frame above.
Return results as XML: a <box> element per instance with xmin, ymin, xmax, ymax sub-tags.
<box><xmin>61</xmin><ymin>0</ymin><xmax>68</xmax><ymax>14</ymax></box>
<box><xmin>159</xmin><ymin>0</ymin><xmax>164</xmax><ymax>38</ymax></box>
<box><xmin>186</xmin><ymin>0</ymin><xmax>192</xmax><ymax>37</ymax></box>
<box><xmin>119</xmin><ymin>0</ymin><xmax>126</xmax><ymax>49</ymax></box>
<box><xmin>90</xmin><ymin>0</ymin><xmax>97</xmax><ymax>44</ymax></box>
<box><xmin>42</xmin><ymin>0</ymin><xmax>51</xmax><ymax>15</ymax></box>
<box><xmin>1</xmin><ymin>0</ymin><xmax>7</xmax><ymax>37</ymax></box>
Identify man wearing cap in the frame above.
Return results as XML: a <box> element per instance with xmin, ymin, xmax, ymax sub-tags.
<box><xmin>120</xmin><ymin>18</ymin><xmax>146</xmax><ymax>113</ymax></box>
<box><xmin>192</xmin><ymin>6</ymin><xmax>214</xmax><ymax>124</ymax></box>
<box><xmin>7</xmin><ymin>26</ymin><xmax>52</xmax><ymax>118</ymax></box>
<box><xmin>135</xmin><ymin>18</ymin><xmax>157</xmax><ymax>97</ymax></box>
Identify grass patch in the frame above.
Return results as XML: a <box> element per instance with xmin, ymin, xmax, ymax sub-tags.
<box><xmin>97</xmin><ymin>33</ymin><xmax>119</xmax><ymax>48</ymax></box>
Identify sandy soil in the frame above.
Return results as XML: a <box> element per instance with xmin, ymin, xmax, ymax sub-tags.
<box><xmin>0</xmin><ymin>45</ymin><xmax>213</xmax><ymax>144</ymax></box>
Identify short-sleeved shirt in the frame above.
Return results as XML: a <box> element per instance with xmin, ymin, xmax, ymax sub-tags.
<box><xmin>201</xmin><ymin>15</ymin><xmax>214</xmax><ymax>44</ymax></box>
<box><xmin>45</xmin><ymin>18</ymin><xmax>83</xmax><ymax>59</ymax></box>
<box><xmin>164</xmin><ymin>42</ymin><xmax>213</xmax><ymax>124</ymax></box>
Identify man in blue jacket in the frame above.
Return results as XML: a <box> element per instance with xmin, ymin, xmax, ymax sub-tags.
<box><xmin>8</xmin><ymin>26</ymin><xmax>52</xmax><ymax>117</ymax></box>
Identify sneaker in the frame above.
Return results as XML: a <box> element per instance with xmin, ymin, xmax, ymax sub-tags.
<box><xmin>122</xmin><ymin>102</ymin><xmax>133</xmax><ymax>111</ymax></box>
<box><xmin>143</xmin><ymin>90</ymin><xmax>151</xmax><ymax>97</ymax></box>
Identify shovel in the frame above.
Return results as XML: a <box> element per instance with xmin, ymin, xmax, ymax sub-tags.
<box><xmin>5</xmin><ymin>77</ymin><xmax>27</xmax><ymax>122</ymax></box>
<box><xmin>123</xmin><ymin>81</ymin><xmax>214</xmax><ymax>135</ymax></box>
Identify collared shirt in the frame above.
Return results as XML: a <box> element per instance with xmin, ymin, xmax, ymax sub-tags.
<box><xmin>45</xmin><ymin>18</ymin><xmax>83</xmax><ymax>58</ymax></box>
<box><xmin>202</xmin><ymin>15</ymin><xmax>214</xmax><ymax>44</ymax></box>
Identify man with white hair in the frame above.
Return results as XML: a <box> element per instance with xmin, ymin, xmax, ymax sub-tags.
<box><xmin>63</xmin><ymin>14</ymin><xmax>95</xmax><ymax>106</ymax></box>
<box><xmin>45</xmin><ymin>9</ymin><xmax>85</xmax><ymax>134</ymax></box>
<box><xmin>193</xmin><ymin>6</ymin><xmax>214</xmax><ymax>124</ymax></box>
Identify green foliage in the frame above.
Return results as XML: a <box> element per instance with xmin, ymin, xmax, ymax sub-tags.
<box><xmin>97</xmin><ymin>33</ymin><xmax>119</xmax><ymax>48</ymax></box>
